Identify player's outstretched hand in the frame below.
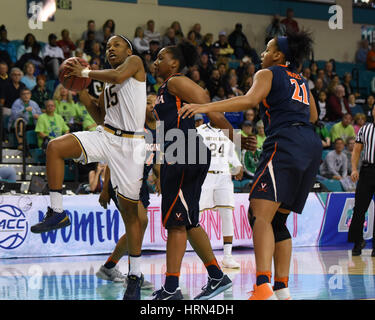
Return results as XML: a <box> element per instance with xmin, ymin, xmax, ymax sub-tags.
<box><xmin>179</xmin><ymin>103</ymin><xmax>206</xmax><ymax>119</ymax></box>
<box><xmin>65</xmin><ymin>58</ymin><xmax>86</xmax><ymax>78</ymax></box>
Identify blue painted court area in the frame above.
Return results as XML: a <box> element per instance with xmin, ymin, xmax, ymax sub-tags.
<box><xmin>1</xmin><ymin>247</ymin><xmax>375</xmax><ymax>300</ymax></box>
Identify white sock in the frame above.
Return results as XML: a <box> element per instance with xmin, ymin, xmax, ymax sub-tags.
<box><xmin>128</xmin><ymin>255</ymin><xmax>142</xmax><ymax>277</ymax></box>
<box><xmin>224</xmin><ymin>243</ymin><xmax>232</xmax><ymax>256</ymax></box>
<box><xmin>50</xmin><ymin>191</ymin><xmax>63</xmax><ymax>213</ymax></box>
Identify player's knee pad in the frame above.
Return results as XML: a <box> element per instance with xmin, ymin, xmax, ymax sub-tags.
<box><xmin>218</xmin><ymin>207</ymin><xmax>234</xmax><ymax>237</ymax></box>
<box><xmin>271</xmin><ymin>211</ymin><xmax>291</xmax><ymax>243</ymax></box>
<box><xmin>248</xmin><ymin>207</ymin><xmax>256</xmax><ymax>228</ymax></box>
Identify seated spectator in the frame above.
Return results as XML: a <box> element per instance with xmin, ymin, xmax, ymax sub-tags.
<box><xmin>327</xmin><ymin>85</ymin><xmax>351</xmax><ymax>121</ymax></box>
<box><xmin>265</xmin><ymin>14</ymin><xmax>286</xmax><ymax>44</ymax></box>
<box><xmin>192</xmin><ymin>23</ymin><xmax>203</xmax><ymax>45</ymax></box>
<box><xmin>97</xmin><ymin>19</ymin><xmax>115</xmax><ymax>44</ymax></box>
<box><xmin>206</xmin><ymin>69</ymin><xmax>223</xmax><ymax>99</ymax></box>
<box><xmin>53</xmin><ymin>84</ymin><xmax>81</xmax><ymax>132</ymax></box>
<box><xmin>149</xmin><ymin>40</ymin><xmax>160</xmax><ymax>61</ymax></box>
<box><xmin>16</xmin><ymin>43</ymin><xmax>45</xmax><ymax>76</ymax></box>
<box><xmin>31</xmin><ymin>74</ymin><xmax>51</xmax><ymax>113</ymax></box>
<box><xmin>366</xmin><ymin>42</ymin><xmax>375</xmax><ymax>71</ymax></box>
<box><xmin>243</xmin><ymin>109</ymin><xmax>257</xmax><ymax>130</ymax></box>
<box><xmin>133</xmin><ymin>27</ymin><xmax>150</xmax><ymax>54</ymax></box>
<box><xmin>81</xmin><ymin>20</ymin><xmax>101</xmax><ymax>42</ymax></box>
<box><xmin>362</xmin><ymin>94</ymin><xmax>375</xmax><ymax>122</ymax></box>
<box><xmin>348</xmin><ymin>93</ymin><xmax>364</xmax><ymax>116</ymax></box>
<box><xmin>8</xmin><ymin>88</ymin><xmax>41</xmax><ymax>150</ymax></box>
<box><xmin>84</xmin><ymin>31</ymin><xmax>96</xmax><ymax>55</ymax></box>
<box><xmin>309</xmin><ymin>61</ymin><xmax>318</xmax><ymax>81</ymax></box>
<box><xmin>281</xmin><ymin>8</ymin><xmax>299</xmax><ymax>33</ymax></box>
<box><xmin>323</xmin><ymin>61</ymin><xmax>336</xmax><ymax>88</ymax></box>
<box><xmin>21</xmin><ymin>62</ymin><xmax>36</xmax><ymax>91</ymax></box>
<box><xmin>214</xmin><ymin>31</ymin><xmax>234</xmax><ymax>59</ymax></box>
<box><xmin>43</xmin><ymin>33</ymin><xmax>65</xmax><ymax>80</ymax></box>
<box><xmin>241</xmin><ymin>144</ymin><xmax>262</xmax><ymax>180</ymax></box>
<box><xmin>353</xmin><ymin>113</ymin><xmax>367</xmax><ymax>135</ymax></box>
<box><xmin>162</xmin><ymin>27</ymin><xmax>177</xmax><ymax>48</ymax></box>
<box><xmin>57</xmin><ymin>29</ymin><xmax>76</xmax><ymax>59</ymax></box>
<box><xmin>0</xmin><ymin>67</ymin><xmax>26</xmax><ymax>115</ymax></box>
<box><xmin>212</xmin><ymin>86</ymin><xmax>227</xmax><ymax>102</ymax></box>
<box><xmin>330</xmin><ymin>113</ymin><xmax>356</xmax><ymax>142</ymax></box>
<box><xmin>228</xmin><ymin>23</ymin><xmax>253</xmax><ymax>60</ymax></box>
<box><xmin>239</xmin><ymin>120</ymin><xmax>253</xmax><ymax>137</ymax></box>
<box><xmin>319</xmin><ymin>138</ymin><xmax>348</xmax><ymax>181</ymax></box>
<box><xmin>316</xmin><ymin>69</ymin><xmax>327</xmax><ymax>90</ymax></box>
<box><xmin>0</xmin><ymin>61</ymin><xmax>10</xmax><ymax>96</ymax></box>
<box><xmin>315</xmin><ymin>121</ymin><xmax>331</xmax><ymax>149</ymax></box>
<box><xmin>342</xmin><ymin>72</ymin><xmax>354</xmax><ymax>98</ymax></box>
<box><xmin>170</xmin><ymin>21</ymin><xmax>184</xmax><ymax>42</ymax></box>
<box><xmin>17</xmin><ymin>33</ymin><xmax>41</xmax><ymax>61</ymax></box>
<box><xmin>240</xmin><ymin>74</ymin><xmax>253</xmax><ymax>94</ymax></box>
<box><xmin>87</xmin><ymin>57</ymin><xmax>104</xmax><ymax>99</ymax></box>
<box><xmin>187</xmin><ymin>30</ymin><xmax>198</xmax><ymax>47</ymax></box>
<box><xmin>226</xmin><ymin>74</ymin><xmax>243</xmax><ymax>97</ymax></box>
<box><xmin>355</xmin><ymin>39</ymin><xmax>369</xmax><ymax>65</ymax></box>
<box><xmin>144</xmin><ymin>19</ymin><xmax>161</xmax><ymax>44</ymax></box>
<box><xmin>198</xmin><ymin>53</ymin><xmax>213</xmax><ymax>85</ymax></box>
<box><xmin>89</xmin><ymin>41</ymin><xmax>105</xmax><ymax>66</ymax></box>
<box><xmin>0</xmin><ymin>25</ymin><xmax>10</xmax><ymax>45</ymax></box>
<box><xmin>311</xmin><ymin>78</ymin><xmax>325</xmax><ymax>104</ymax></box>
<box><xmin>316</xmin><ymin>91</ymin><xmax>329</xmax><ymax>122</ymax></box>
<box><xmin>35</xmin><ymin>99</ymin><xmax>69</xmax><ymax>149</ymax></box>
<box><xmin>194</xmin><ymin>113</ymin><xmax>204</xmax><ymax>128</ymax></box>
<box><xmin>101</xmin><ymin>26</ymin><xmax>113</xmax><ymax>50</ymax></box>
<box><xmin>190</xmin><ymin>69</ymin><xmax>205</xmax><ymax>89</ymax></box>
<box><xmin>88</xmin><ymin>163</ymin><xmax>107</xmax><ymax>193</ymax></box>
<box><xmin>326</xmin><ymin>74</ymin><xmax>341</xmax><ymax>96</ymax></box>
<box><xmin>344</xmin><ymin>136</ymin><xmax>357</xmax><ymax>175</ymax></box>
<box><xmin>255</xmin><ymin>120</ymin><xmax>266</xmax><ymax>149</ymax></box>
<box><xmin>73</xmin><ymin>40</ymin><xmax>91</xmax><ymax>62</ymax></box>
<box><xmin>302</xmin><ymin>67</ymin><xmax>315</xmax><ymax>90</ymax></box>
<box><xmin>201</xmin><ymin>33</ymin><xmax>214</xmax><ymax>55</ymax></box>
<box><xmin>0</xmin><ymin>166</ymin><xmax>17</xmax><ymax>182</ymax></box>
<box><xmin>75</xmin><ymin>102</ymin><xmax>97</xmax><ymax>132</ymax></box>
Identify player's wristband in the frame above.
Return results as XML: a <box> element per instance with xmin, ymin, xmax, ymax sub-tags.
<box><xmin>81</xmin><ymin>68</ymin><xmax>90</xmax><ymax>78</ymax></box>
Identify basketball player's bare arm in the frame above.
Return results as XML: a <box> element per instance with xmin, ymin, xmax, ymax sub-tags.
<box><xmin>309</xmin><ymin>91</ymin><xmax>318</xmax><ymax>123</ymax></box>
<box><xmin>78</xmin><ymin>90</ymin><xmax>106</xmax><ymax>125</ymax></box>
<box><xmin>66</xmin><ymin>55</ymin><xmax>145</xmax><ymax>84</ymax></box>
<box><xmin>99</xmin><ymin>166</ymin><xmax>111</xmax><ymax>209</ymax></box>
<box><xmin>178</xmin><ymin>69</ymin><xmax>273</xmax><ymax>118</ymax></box>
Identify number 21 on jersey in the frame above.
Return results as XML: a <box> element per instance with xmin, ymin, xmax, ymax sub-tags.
<box><xmin>290</xmin><ymin>79</ymin><xmax>309</xmax><ymax>105</ymax></box>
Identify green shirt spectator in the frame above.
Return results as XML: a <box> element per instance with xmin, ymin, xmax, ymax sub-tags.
<box><xmin>315</xmin><ymin>122</ymin><xmax>331</xmax><ymax>149</ymax></box>
<box><xmin>241</xmin><ymin>148</ymin><xmax>262</xmax><ymax>178</ymax></box>
<box><xmin>76</xmin><ymin>102</ymin><xmax>97</xmax><ymax>131</ymax></box>
<box><xmin>255</xmin><ymin>120</ymin><xmax>266</xmax><ymax>149</ymax></box>
<box><xmin>330</xmin><ymin>114</ymin><xmax>356</xmax><ymax>143</ymax></box>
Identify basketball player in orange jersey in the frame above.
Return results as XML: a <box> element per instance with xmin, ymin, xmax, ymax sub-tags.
<box><xmin>30</xmin><ymin>35</ymin><xmax>147</xmax><ymax>300</ymax></box>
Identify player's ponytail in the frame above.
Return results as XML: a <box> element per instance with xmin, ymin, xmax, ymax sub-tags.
<box><xmin>166</xmin><ymin>41</ymin><xmax>199</xmax><ymax>72</ymax></box>
<box><xmin>277</xmin><ymin>29</ymin><xmax>313</xmax><ymax>70</ymax></box>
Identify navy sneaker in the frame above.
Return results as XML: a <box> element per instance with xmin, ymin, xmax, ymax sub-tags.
<box><xmin>31</xmin><ymin>207</ymin><xmax>71</xmax><ymax>233</ymax></box>
<box><xmin>123</xmin><ymin>274</ymin><xmax>142</xmax><ymax>300</ymax></box>
<box><xmin>194</xmin><ymin>275</ymin><xmax>232</xmax><ymax>300</ymax></box>
<box><xmin>152</xmin><ymin>286</ymin><xmax>183</xmax><ymax>300</ymax></box>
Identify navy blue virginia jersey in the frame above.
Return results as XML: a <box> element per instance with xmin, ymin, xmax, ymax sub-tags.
<box><xmin>260</xmin><ymin>65</ymin><xmax>311</xmax><ymax>136</ymax></box>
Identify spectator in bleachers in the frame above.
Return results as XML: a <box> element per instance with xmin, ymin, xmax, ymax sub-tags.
<box><xmin>87</xmin><ymin>57</ymin><xmax>104</xmax><ymax>99</ymax></box>
<box><xmin>17</xmin><ymin>33</ymin><xmax>41</xmax><ymax>61</ymax></box>
<box><xmin>201</xmin><ymin>33</ymin><xmax>214</xmax><ymax>55</ymax></box>
<box><xmin>0</xmin><ymin>61</ymin><xmax>10</xmax><ymax>95</ymax></box>
<box><xmin>206</xmin><ymin>69</ymin><xmax>223</xmax><ymax>99</ymax></box>
<box><xmin>327</xmin><ymin>85</ymin><xmax>351</xmax><ymax>121</ymax></box>
<box><xmin>228</xmin><ymin>23</ymin><xmax>252</xmax><ymax>60</ymax></box>
<box><xmin>255</xmin><ymin>120</ymin><xmax>266</xmax><ymax>149</ymax></box>
<box><xmin>133</xmin><ymin>27</ymin><xmax>150</xmax><ymax>54</ymax></box>
<box><xmin>241</xmin><ymin>142</ymin><xmax>262</xmax><ymax>180</ymax></box>
<box><xmin>316</xmin><ymin>91</ymin><xmax>329</xmax><ymax>122</ymax></box>
<box><xmin>73</xmin><ymin>40</ymin><xmax>91</xmax><ymax>62</ymax></box>
<box><xmin>8</xmin><ymin>88</ymin><xmax>41</xmax><ymax>150</ymax></box>
<box><xmin>84</xmin><ymin>31</ymin><xmax>96</xmax><ymax>55</ymax></box>
<box><xmin>366</xmin><ymin>42</ymin><xmax>375</xmax><ymax>71</ymax></box>
<box><xmin>0</xmin><ymin>49</ymin><xmax>12</xmax><ymax>70</ymax></box>
<box><xmin>16</xmin><ymin>43</ymin><xmax>45</xmax><ymax>76</ymax></box>
<box><xmin>194</xmin><ymin>113</ymin><xmax>204</xmax><ymax>128</ymax></box>
<box><xmin>326</xmin><ymin>74</ymin><xmax>340</xmax><ymax>96</ymax></box>
<box><xmin>97</xmin><ymin>19</ymin><xmax>115</xmax><ymax>43</ymax></box>
<box><xmin>353</xmin><ymin>113</ymin><xmax>367</xmax><ymax>135</ymax></box>
<box><xmin>53</xmin><ymin>84</ymin><xmax>81</xmax><ymax>132</ymax></box>
<box><xmin>144</xmin><ymin>20</ymin><xmax>161</xmax><ymax>44</ymax></box>
<box><xmin>0</xmin><ymin>67</ymin><xmax>26</xmax><ymax>115</ymax></box>
<box><xmin>344</xmin><ymin>136</ymin><xmax>357</xmax><ymax>175</ymax></box>
<box><xmin>214</xmin><ymin>31</ymin><xmax>234</xmax><ymax>59</ymax></box>
<box><xmin>43</xmin><ymin>33</ymin><xmax>65</xmax><ymax>80</ymax></box>
<box><xmin>240</xmin><ymin>75</ymin><xmax>253</xmax><ymax>94</ymax></box>
<box><xmin>162</xmin><ymin>27</ymin><xmax>177</xmax><ymax>48</ymax></box>
<box><xmin>239</xmin><ymin>120</ymin><xmax>253</xmax><ymax>137</ymax></box>
<box><xmin>362</xmin><ymin>94</ymin><xmax>375</xmax><ymax>122</ymax></box>
<box><xmin>355</xmin><ymin>39</ymin><xmax>369</xmax><ymax>65</ymax></box>
<box><xmin>243</xmin><ymin>109</ymin><xmax>257</xmax><ymax>130</ymax></box>
<box><xmin>35</xmin><ymin>99</ymin><xmax>69</xmax><ymax>149</ymax></box>
<box><xmin>265</xmin><ymin>14</ymin><xmax>286</xmax><ymax>44</ymax></box>
<box><xmin>212</xmin><ymin>86</ymin><xmax>227</xmax><ymax>102</ymax></box>
<box><xmin>319</xmin><ymin>138</ymin><xmax>348</xmax><ymax>181</ymax></box>
<box><xmin>323</xmin><ymin>61</ymin><xmax>337</xmax><ymax>88</ymax></box>
<box><xmin>281</xmin><ymin>8</ymin><xmax>299</xmax><ymax>33</ymax></box>
<box><xmin>315</xmin><ymin>121</ymin><xmax>331</xmax><ymax>150</ymax></box>
<box><xmin>57</xmin><ymin>29</ymin><xmax>76</xmax><ymax>60</ymax></box>
<box><xmin>89</xmin><ymin>41</ymin><xmax>105</xmax><ymax>66</ymax></box>
<box><xmin>348</xmin><ymin>93</ymin><xmax>364</xmax><ymax>116</ymax></box>
<box><xmin>187</xmin><ymin>30</ymin><xmax>198</xmax><ymax>47</ymax></box>
<box><xmin>309</xmin><ymin>61</ymin><xmax>318</xmax><ymax>81</ymax></box>
<box><xmin>190</xmin><ymin>69</ymin><xmax>205</xmax><ymax>89</ymax></box>
<box><xmin>21</xmin><ymin>62</ymin><xmax>36</xmax><ymax>91</ymax></box>
<box><xmin>330</xmin><ymin>113</ymin><xmax>356</xmax><ymax>142</ymax></box>
<box><xmin>31</xmin><ymin>74</ymin><xmax>51</xmax><ymax>113</ymax></box>
<box><xmin>75</xmin><ymin>101</ymin><xmax>97</xmax><ymax>132</ymax></box>
<box><xmin>302</xmin><ymin>67</ymin><xmax>315</xmax><ymax>90</ymax></box>
<box><xmin>311</xmin><ymin>78</ymin><xmax>325</xmax><ymax>104</ymax></box>
<box><xmin>192</xmin><ymin>23</ymin><xmax>203</xmax><ymax>45</ymax></box>
<box><xmin>342</xmin><ymin>72</ymin><xmax>354</xmax><ymax>98</ymax></box>
<box><xmin>149</xmin><ymin>40</ymin><xmax>160</xmax><ymax>61</ymax></box>
<box><xmin>0</xmin><ymin>25</ymin><xmax>10</xmax><ymax>45</ymax></box>
<box><xmin>198</xmin><ymin>53</ymin><xmax>213</xmax><ymax>85</ymax></box>
<box><xmin>226</xmin><ymin>74</ymin><xmax>243</xmax><ymax>97</ymax></box>
<box><xmin>81</xmin><ymin>20</ymin><xmax>101</xmax><ymax>42</ymax></box>
<box><xmin>101</xmin><ymin>26</ymin><xmax>113</xmax><ymax>50</ymax></box>
<box><xmin>170</xmin><ymin>21</ymin><xmax>184</xmax><ymax>42</ymax></box>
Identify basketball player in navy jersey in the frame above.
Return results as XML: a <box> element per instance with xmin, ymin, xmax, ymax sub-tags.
<box><xmin>30</xmin><ymin>35</ymin><xmax>147</xmax><ymax>300</ymax></box>
<box><xmin>151</xmin><ymin>42</ymin><xmax>235</xmax><ymax>300</ymax></box>
<box><xmin>179</xmin><ymin>30</ymin><xmax>322</xmax><ymax>300</ymax></box>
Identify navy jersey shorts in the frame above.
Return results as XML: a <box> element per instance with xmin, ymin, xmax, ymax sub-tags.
<box><xmin>249</xmin><ymin>125</ymin><xmax>322</xmax><ymax>213</ymax></box>
<box><xmin>160</xmin><ymin>160</ymin><xmax>210</xmax><ymax>229</ymax></box>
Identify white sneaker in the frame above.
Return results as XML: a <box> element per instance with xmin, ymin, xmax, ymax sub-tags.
<box><xmin>274</xmin><ymin>287</ymin><xmax>292</xmax><ymax>300</ymax></box>
<box><xmin>96</xmin><ymin>265</ymin><xmax>126</xmax><ymax>282</ymax></box>
<box><xmin>222</xmin><ymin>255</ymin><xmax>240</xmax><ymax>269</ymax></box>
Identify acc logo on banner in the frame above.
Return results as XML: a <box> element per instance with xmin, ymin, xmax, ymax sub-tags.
<box><xmin>0</xmin><ymin>205</ymin><xmax>28</xmax><ymax>250</ymax></box>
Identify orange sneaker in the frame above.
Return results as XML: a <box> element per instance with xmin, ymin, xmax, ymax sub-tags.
<box><xmin>248</xmin><ymin>283</ymin><xmax>278</xmax><ymax>300</ymax></box>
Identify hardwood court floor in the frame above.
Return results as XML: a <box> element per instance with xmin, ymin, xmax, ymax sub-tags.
<box><xmin>1</xmin><ymin>246</ymin><xmax>375</xmax><ymax>300</ymax></box>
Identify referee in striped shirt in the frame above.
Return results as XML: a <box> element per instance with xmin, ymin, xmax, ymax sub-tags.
<box><xmin>348</xmin><ymin>106</ymin><xmax>375</xmax><ymax>256</ymax></box>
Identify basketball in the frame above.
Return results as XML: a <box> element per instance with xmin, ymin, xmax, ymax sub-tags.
<box><xmin>58</xmin><ymin>57</ymin><xmax>92</xmax><ymax>91</ymax></box>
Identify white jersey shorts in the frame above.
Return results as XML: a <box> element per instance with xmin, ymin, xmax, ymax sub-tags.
<box><xmin>71</xmin><ymin>125</ymin><xmax>145</xmax><ymax>203</ymax></box>
<box><xmin>199</xmin><ymin>172</ymin><xmax>235</xmax><ymax>211</ymax></box>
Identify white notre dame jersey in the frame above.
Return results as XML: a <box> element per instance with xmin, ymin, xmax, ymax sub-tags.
<box><xmin>103</xmin><ymin>77</ymin><xmax>146</xmax><ymax>132</ymax></box>
<box><xmin>196</xmin><ymin>123</ymin><xmax>242</xmax><ymax>174</ymax></box>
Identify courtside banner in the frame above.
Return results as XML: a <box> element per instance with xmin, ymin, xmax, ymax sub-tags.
<box><xmin>318</xmin><ymin>193</ymin><xmax>375</xmax><ymax>246</ymax></box>
<box><xmin>0</xmin><ymin>193</ymin><xmax>325</xmax><ymax>258</ymax></box>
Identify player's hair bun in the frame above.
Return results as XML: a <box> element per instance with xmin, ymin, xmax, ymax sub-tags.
<box><xmin>285</xmin><ymin>29</ymin><xmax>313</xmax><ymax>69</ymax></box>
<box><xmin>167</xmin><ymin>41</ymin><xmax>199</xmax><ymax>71</ymax></box>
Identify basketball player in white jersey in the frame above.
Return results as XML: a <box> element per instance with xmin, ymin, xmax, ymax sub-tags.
<box><xmin>30</xmin><ymin>35</ymin><xmax>147</xmax><ymax>300</ymax></box>
<box><xmin>196</xmin><ymin>117</ymin><xmax>243</xmax><ymax>269</ymax></box>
